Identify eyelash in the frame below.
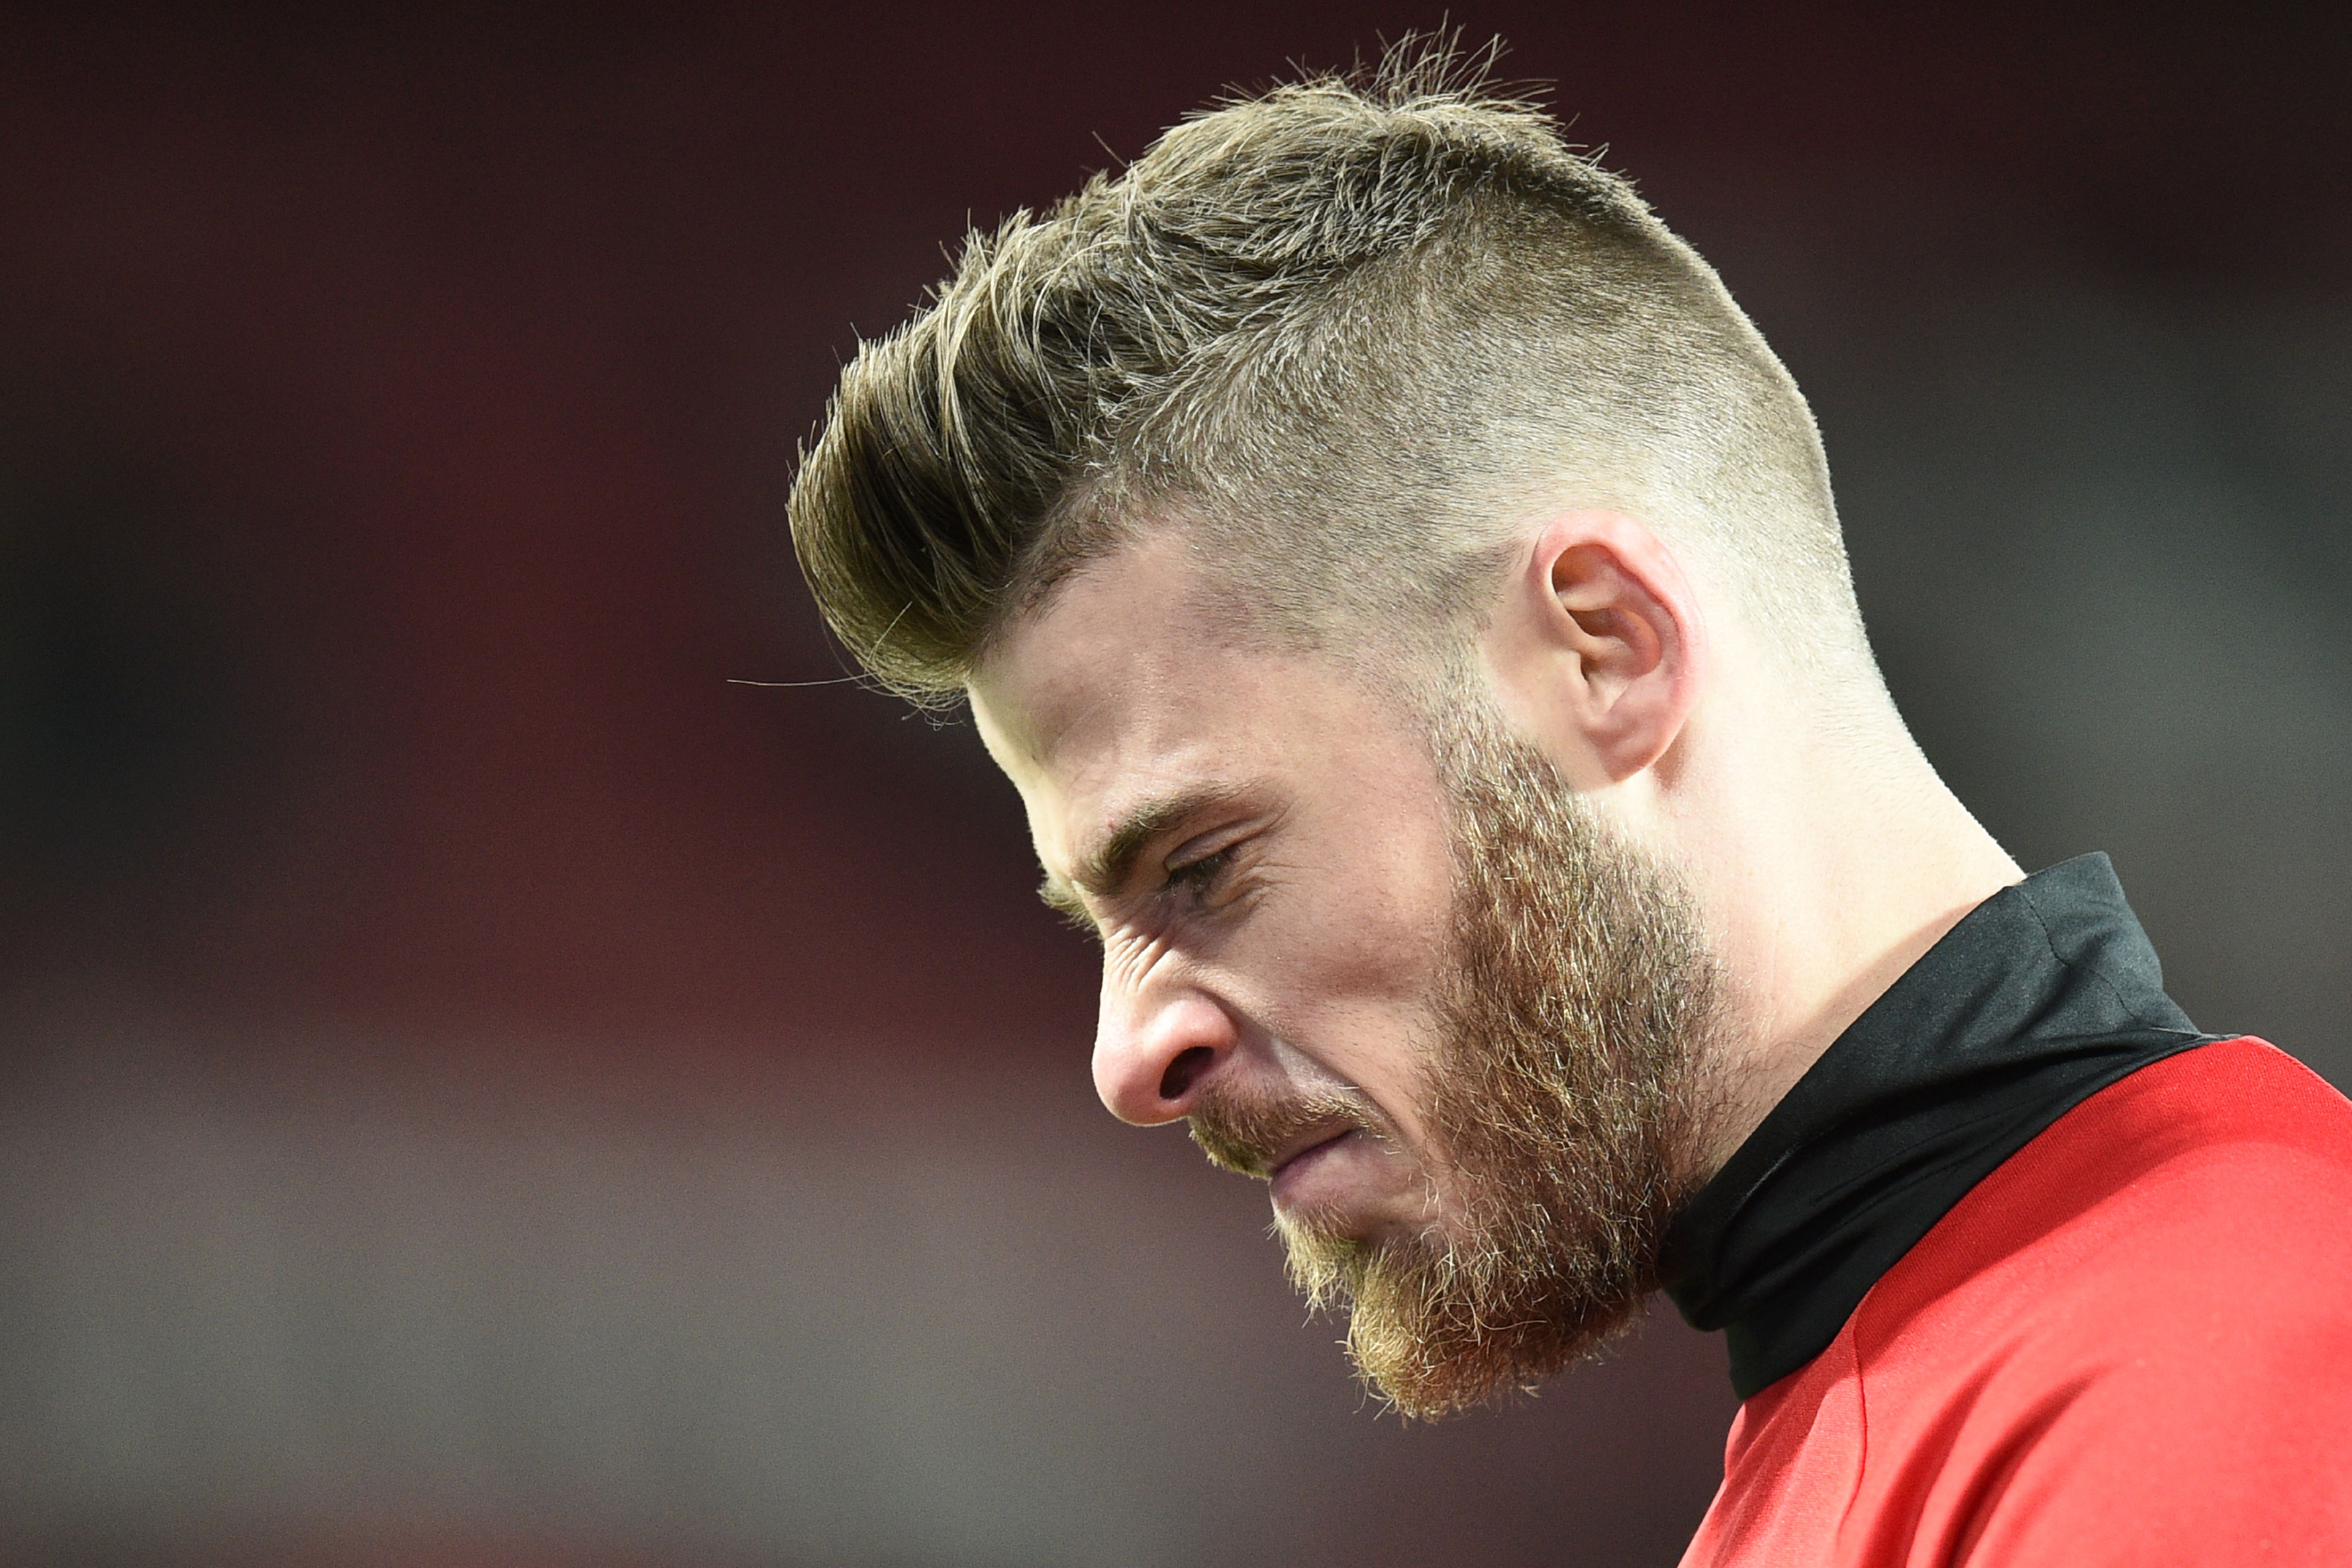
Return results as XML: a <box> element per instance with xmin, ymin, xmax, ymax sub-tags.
<box><xmin>1165</xmin><ymin>847</ymin><xmax>1233</xmax><ymax>898</ymax></box>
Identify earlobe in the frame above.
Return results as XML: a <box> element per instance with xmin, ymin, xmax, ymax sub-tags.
<box><xmin>1518</xmin><ymin>513</ymin><xmax>1706</xmax><ymax>784</ymax></box>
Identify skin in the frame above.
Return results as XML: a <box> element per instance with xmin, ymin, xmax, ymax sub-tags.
<box><xmin>969</xmin><ymin>510</ymin><xmax>2024</xmax><ymax>1241</ymax></box>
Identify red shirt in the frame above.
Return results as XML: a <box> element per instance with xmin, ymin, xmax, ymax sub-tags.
<box><xmin>1681</xmin><ymin>1037</ymin><xmax>2352</xmax><ymax>1565</ymax></box>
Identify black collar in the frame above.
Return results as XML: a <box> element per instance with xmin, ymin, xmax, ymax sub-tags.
<box><xmin>1658</xmin><ymin>854</ymin><xmax>2219</xmax><ymax>1398</ymax></box>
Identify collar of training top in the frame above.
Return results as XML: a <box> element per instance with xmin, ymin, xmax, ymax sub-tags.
<box><xmin>1658</xmin><ymin>852</ymin><xmax>2221</xmax><ymax>1399</ymax></box>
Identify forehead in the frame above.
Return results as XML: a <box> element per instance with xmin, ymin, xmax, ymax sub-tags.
<box><xmin>967</xmin><ymin>532</ymin><xmax>1425</xmax><ymax>866</ymax></box>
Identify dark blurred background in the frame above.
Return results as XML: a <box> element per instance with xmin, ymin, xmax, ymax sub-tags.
<box><xmin>1</xmin><ymin>5</ymin><xmax>2345</xmax><ymax>1564</ymax></box>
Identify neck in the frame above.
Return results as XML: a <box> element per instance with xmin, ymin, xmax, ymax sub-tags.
<box><xmin>1673</xmin><ymin>686</ymin><xmax>2025</xmax><ymax>1174</ymax></box>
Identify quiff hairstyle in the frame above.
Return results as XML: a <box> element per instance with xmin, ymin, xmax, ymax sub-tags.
<box><xmin>790</xmin><ymin>39</ymin><xmax>1867</xmax><ymax>702</ymax></box>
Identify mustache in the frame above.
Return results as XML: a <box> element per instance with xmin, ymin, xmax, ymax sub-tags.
<box><xmin>1186</xmin><ymin>1081</ymin><xmax>1385</xmax><ymax>1179</ymax></box>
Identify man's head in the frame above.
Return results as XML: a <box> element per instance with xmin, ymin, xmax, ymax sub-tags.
<box><xmin>957</xmin><ymin>529</ymin><xmax>1729</xmax><ymax>1417</ymax></box>
<box><xmin>790</xmin><ymin>43</ymin><xmax>1909</xmax><ymax>1416</ymax></box>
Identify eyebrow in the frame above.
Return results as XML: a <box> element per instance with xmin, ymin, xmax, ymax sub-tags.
<box><xmin>1038</xmin><ymin>781</ymin><xmax>1252</xmax><ymax>923</ymax></box>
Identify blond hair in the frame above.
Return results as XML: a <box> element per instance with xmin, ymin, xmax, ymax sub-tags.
<box><xmin>790</xmin><ymin>38</ymin><xmax>1863</xmax><ymax>700</ymax></box>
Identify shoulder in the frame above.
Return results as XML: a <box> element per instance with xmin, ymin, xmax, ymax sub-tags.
<box><xmin>1842</xmin><ymin>1039</ymin><xmax>2352</xmax><ymax>1563</ymax></box>
<box><xmin>1869</xmin><ymin>1037</ymin><xmax>2352</xmax><ymax>1331</ymax></box>
<box><xmin>1687</xmin><ymin>1042</ymin><xmax>2352</xmax><ymax>1568</ymax></box>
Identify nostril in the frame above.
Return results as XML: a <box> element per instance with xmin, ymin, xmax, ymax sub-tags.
<box><xmin>1158</xmin><ymin>1045</ymin><xmax>1217</xmax><ymax>1102</ymax></box>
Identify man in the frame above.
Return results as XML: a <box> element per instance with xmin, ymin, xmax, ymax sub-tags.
<box><xmin>787</xmin><ymin>44</ymin><xmax>2352</xmax><ymax>1565</ymax></box>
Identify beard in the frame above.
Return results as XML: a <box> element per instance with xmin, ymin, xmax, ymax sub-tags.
<box><xmin>1190</xmin><ymin>690</ymin><xmax>1726</xmax><ymax>1419</ymax></box>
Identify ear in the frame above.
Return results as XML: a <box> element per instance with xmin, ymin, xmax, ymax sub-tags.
<box><xmin>1489</xmin><ymin>511</ymin><xmax>1707</xmax><ymax>785</ymax></box>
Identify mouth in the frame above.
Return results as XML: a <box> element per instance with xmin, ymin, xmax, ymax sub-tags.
<box><xmin>1268</xmin><ymin>1127</ymin><xmax>1360</xmax><ymax>1200</ymax></box>
<box><xmin>1187</xmin><ymin>1091</ymin><xmax>1382</xmax><ymax>1187</ymax></box>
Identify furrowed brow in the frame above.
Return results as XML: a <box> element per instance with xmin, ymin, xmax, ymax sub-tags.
<box><xmin>1069</xmin><ymin>782</ymin><xmax>1248</xmax><ymax>901</ymax></box>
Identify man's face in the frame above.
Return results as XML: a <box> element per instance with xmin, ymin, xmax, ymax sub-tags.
<box><xmin>971</xmin><ymin>532</ymin><xmax>1720</xmax><ymax>1416</ymax></box>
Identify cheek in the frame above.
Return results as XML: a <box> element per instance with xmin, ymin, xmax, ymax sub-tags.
<box><xmin>1325</xmin><ymin>862</ymin><xmax>1450</xmax><ymax>1001</ymax></box>
<box><xmin>1247</xmin><ymin>812</ymin><xmax>1456</xmax><ymax>1083</ymax></box>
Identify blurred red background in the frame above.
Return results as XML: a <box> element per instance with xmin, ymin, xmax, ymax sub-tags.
<box><xmin>3</xmin><ymin>5</ymin><xmax>2346</xmax><ymax>1565</ymax></box>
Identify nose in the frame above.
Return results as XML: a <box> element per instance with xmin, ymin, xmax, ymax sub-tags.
<box><xmin>1092</xmin><ymin>976</ymin><xmax>1238</xmax><ymax>1126</ymax></box>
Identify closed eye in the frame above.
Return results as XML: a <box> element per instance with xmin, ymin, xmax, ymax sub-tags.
<box><xmin>1165</xmin><ymin>846</ymin><xmax>1234</xmax><ymax>898</ymax></box>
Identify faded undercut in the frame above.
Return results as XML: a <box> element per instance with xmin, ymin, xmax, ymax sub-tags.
<box><xmin>789</xmin><ymin>38</ymin><xmax>1867</xmax><ymax>702</ymax></box>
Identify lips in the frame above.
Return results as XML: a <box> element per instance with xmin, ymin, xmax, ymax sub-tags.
<box><xmin>1187</xmin><ymin>1089</ymin><xmax>1378</xmax><ymax>1185</ymax></box>
<box><xmin>1269</xmin><ymin>1127</ymin><xmax>1359</xmax><ymax>1201</ymax></box>
<box><xmin>1268</xmin><ymin>1127</ymin><xmax>1350</xmax><ymax>1178</ymax></box>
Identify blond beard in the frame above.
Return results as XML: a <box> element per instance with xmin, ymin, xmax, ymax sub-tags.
<box><xmin>1196</xmin><ymin>692</ymin><xmax>1725</xmax><ymax>1419</ymax></box>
